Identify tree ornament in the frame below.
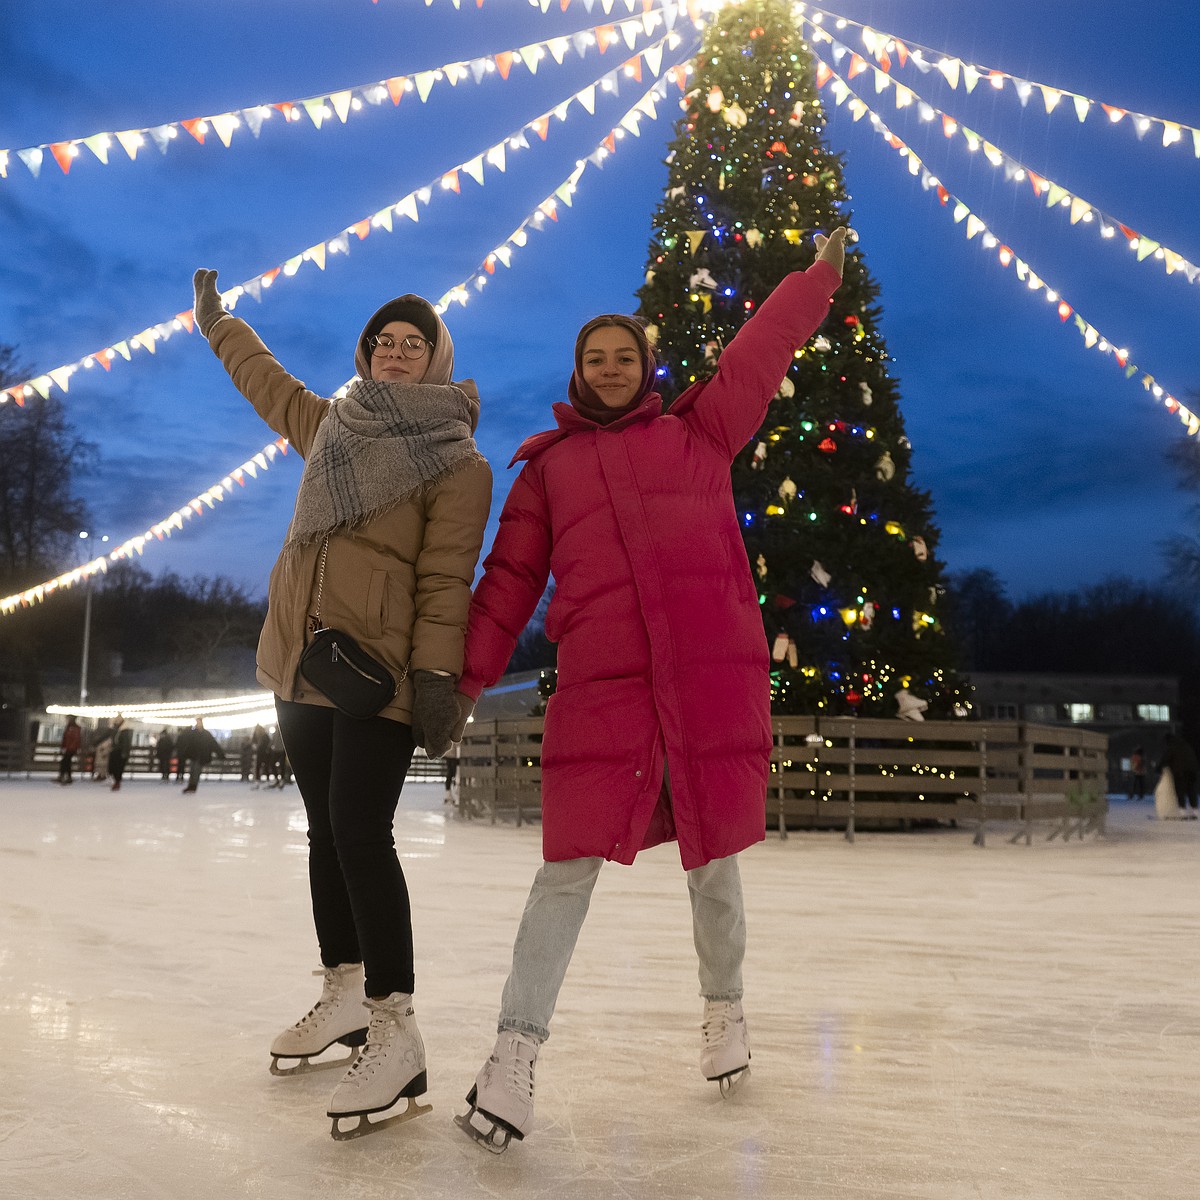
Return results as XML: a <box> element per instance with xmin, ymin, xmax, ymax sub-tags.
<box><xmin>644</xmin><ymin>268</ymin><xmax>656</xmax><ymax>285</ymax></box>
<box><xmin>751</xmin><ymin>440</ymin><xmax>767</xmax><ymax>469</ymax></box>
<box><xmin>766</xmin><ymin>140</ymin><xmax>789</xmax><ymax>158</ymax></box>
<box><xmin>859</xmin><ymin>381</ymin><xmax>873</xmax><ymax>405</ymax></box>
<box><xmin>846</xmin><ymin>688</ymin><xmax>862</xmax><ymax>707</ymax></box>
<box><xmin>874</xmin><ymin>451</ymin><xmax>895</xmax><ymax>481</ymax></box>
<box><xmin>809</xmin><ymin>560</ymin><xmax>831</xmax><ymax>587</ymax></box>
<box><xmin>839</xmin><ymin>606</ymin><xmax>858</xmax><ymax>627</ymax></box>
<box><xmin>838</xmin><ymin>489</ymin><xmax>857</xmax><ymax>516</ymax></box>
<box><xmin>706</xmin><ymin>85</ymin><xmax>725</xmax><ymax>112</ymax></box>
<box><xmin>689</xmin><ymin>266</ymin><xmax>719</xmax><ymax>290</ymax></box>
<box><xmin>755</xmin><ymin>554</ymin><xmax>768</xmax><ymax>580</ymax></box>
<box><xmin>704</xmin><ymin>339</ymin><xmax>722</xmax><ymax>366</ymax></box>
<box><xmin>859</xmin><ymin>604</ymin><xmax>876</xmax><ymax>629</ymax></box>
<box><xmin>723</xmin><ymin>103</ymin><xmax>748</xmax><ymax>128</ymax></box>
<box><xmin>776</xmin><ymin>376</ymin><xmax>794</xmax><ymax>399</ymax></box>
<box><xmin>778</xmin><ymin>476</ymin><xmax>797</xmax><ymax>501</ymax></box>
<box><xmin>911</xmin><ymin>535</ymin><xmax>928</xmax><ymax>561</ymax></box>
<box><xmin>744</xmin><ymin>228</ymin><xmax>764</xmax><ymax>248</ymax></box>
<box><xmin>813</xmin><ymin>335</ymin><xmax>832</xmax><ymax>352</ymax></box>
<box><xmin>771</xmin><ymin>631</ymin><xmax>790</xmax><ymax>662</ymax></box>
<box><xmin>787</xmin><ymin>100</ymin><xmax>805</xmax><ymax>127</ymax></box>
<box><xmin>818</xmin><ymin>437</ymin><xmax>837</xmax><ymax>454</ymax></box>
<box><xmin>644</xmin><ymin>324</ymin><xmax>658</xmax><ymax>346</ymax></box>
<box><xmin>895</xmin><ymin>688</ymin><xmax>928</xmax><ymax>721</ymax></box>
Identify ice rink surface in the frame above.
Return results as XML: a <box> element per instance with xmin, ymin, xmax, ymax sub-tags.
<box><xmin>2</xmin><ymin>776</ymin><xmax>1197</xmax><ymax>1200</ymax></box>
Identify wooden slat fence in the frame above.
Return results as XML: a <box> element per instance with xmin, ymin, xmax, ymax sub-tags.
<box><xmin>455</xmin><ymin>717</ymin><xmax>1108</xmax><ymax>845</ymax></box>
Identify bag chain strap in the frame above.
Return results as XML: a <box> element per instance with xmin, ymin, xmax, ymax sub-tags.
<box><xmin>310</xmin><ymin>537</ymin><xmax>329</xmax><ymax>633</ymax></box>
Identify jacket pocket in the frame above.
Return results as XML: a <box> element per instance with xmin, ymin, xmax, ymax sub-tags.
<box><xmin>365</xmin><ymin>570</ymin><xmax>388</xmax><ymax>639</ymax></box>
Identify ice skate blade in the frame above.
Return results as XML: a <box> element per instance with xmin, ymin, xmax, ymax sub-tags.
<box><xmin>715</xmin><ymin>1065</ymin><xmax>750</xmax><ymax>1098</ymax></box>
<box><xmin>454</xmin><ymin>1108</ymin><xmax>518</xmax><ymax>1154</ymax></box>
<box><xmin>330</xmin><ymin>1095</ymin><xmax>432</xmax><ymax>1141</ymax></box>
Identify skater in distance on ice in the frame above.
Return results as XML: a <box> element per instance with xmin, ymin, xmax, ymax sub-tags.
<box><xmin>452</xmin><ymin>227</ymin><xmax>848</xmax><ymax>1152</ymax></box>
<box><xmin>191</xmin><ymin>270</ymin><xmax>491</xmax><ymax>1138</ymax></box>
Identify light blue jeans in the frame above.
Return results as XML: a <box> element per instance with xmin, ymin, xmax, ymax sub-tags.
<box><xmin>497</xmin><ymin>853</ymin><xmax>746</xmax><ymax>1042</ymax></box>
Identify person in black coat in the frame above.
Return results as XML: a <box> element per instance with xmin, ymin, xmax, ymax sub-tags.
<box><xmin>1159</xmin><ymin>733</ymin><xmax>1199</xmax><ymax>817</ymax></box>
<box><xmin>154</xmin><ymin>729</ymin><xmax>176</xmax><ymax>782</ymax></box>
<box><xmin>108</xmin><ymin>715</ymin><xmax>134</xmax><ymax>791</ymax></box>
<box><xmin>181</xmin><ymin>717</ymin><xmax>223</xmax><ymax>794</ymax></box>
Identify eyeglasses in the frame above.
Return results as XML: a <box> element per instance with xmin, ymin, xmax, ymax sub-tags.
<box><xmin>368</xmin><ymin>333</ymin><xmax>430</xmax><ymax>359</ymax></box>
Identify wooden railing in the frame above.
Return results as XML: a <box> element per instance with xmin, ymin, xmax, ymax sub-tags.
<box><xmin>455</xmin><ymin>717</ymin><xmax>1108</xmax><ymax>845</ymax></box>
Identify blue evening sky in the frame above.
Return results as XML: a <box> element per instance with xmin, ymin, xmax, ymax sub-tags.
<box><xmin>1</xmin><ymin>0</ymin><xmax>1196</xmax><ymax>602</ymax></box>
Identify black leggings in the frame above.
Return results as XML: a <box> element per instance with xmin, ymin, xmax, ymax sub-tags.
<box><xmin>275</xmin><ymin>700</ymin><xmax>417</xmax><ymax>998</ymax></box>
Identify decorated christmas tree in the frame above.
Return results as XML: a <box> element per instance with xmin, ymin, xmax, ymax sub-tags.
<box><xmin>636</xmin><ymin>0</ymin><xmax>968</xmax><ymax>718</ymax></box>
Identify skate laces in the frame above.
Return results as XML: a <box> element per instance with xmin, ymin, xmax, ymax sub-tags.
<box><xmin>497</xmin><ymin>1033</ymin><xmax>537</xmax><ymax>1101</ymax></box>
<box><xmin>344</xmin><ymin>999</ymin><xmax>409</xmax><ymax>1081</ymax></box>
<box><xmin>291</xmin><ymin>967</ymin><xmax>350</xmax><ymax>1031</ymax></box>
<box><xmin>701</xmin><ymin>1002</ymin><xmax>739</xmax><ymax>1047</ymax></box>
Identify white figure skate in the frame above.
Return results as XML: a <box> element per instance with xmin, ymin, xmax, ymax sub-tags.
<box><xmin>269</xmin><ymin>963</ymin><xmax>368</xmax><ymax>1076</ymax></box>
<box><xmin>700</xmin><ymin>999</ymin><xmax>751</xmax><ymax>1097</ymax></box>
<box><xmin>455</xmin><ymin>1030</ymin><xmax>540</xmax><ymax>1154</ymax></box>
<box><xmin>327</xmin><ymin>993</ymin><xmax>430</xmax><ymax>1140</ymax></box>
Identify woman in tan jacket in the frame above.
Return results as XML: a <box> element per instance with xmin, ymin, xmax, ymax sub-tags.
<box><xmin>192</xmin><ymin>271</ymin><xmax>491</xmax><ymax>1139</ymax></box>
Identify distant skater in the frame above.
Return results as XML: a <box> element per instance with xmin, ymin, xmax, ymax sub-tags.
<box><xmin>454</xmin><ymin>231</ymin><xmax>847</xmax><ymax>1153</ymax></box>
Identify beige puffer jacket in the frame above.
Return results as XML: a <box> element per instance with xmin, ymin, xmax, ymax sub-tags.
<box><xmin>208</xmin><ymin>316</ymin><xmax>492</xmax><ymax>724</ymax></box>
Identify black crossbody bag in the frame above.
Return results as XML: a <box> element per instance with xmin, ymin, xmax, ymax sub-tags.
<box><xmin>298</xmin><ymin>539</ymin><xmax>405</xmax><ymax>720</ymax></box>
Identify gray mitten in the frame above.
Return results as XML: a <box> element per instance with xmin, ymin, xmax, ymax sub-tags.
<box><xmin>410</xmin><ymin>670</ymin><xmax>460</xmax><ymax>759</ymax></box>
<box><xmin>451</xmin><ymin>692</ymin><xmax>475</xmax><ymax>743</ymax></box>
<box><xmin>192</xmin><ymin>268</ymin><xmax>228</xmax><ymax>337</ymax></box>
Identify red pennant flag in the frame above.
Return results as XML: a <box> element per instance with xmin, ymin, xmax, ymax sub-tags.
<box><xmin>532</xmin><ymin>117</ymin><xmax>550</xmax><ymax>140</ymax></box>
<box><xmin>625</xmin><ymin>55</ymin><xmax>642</xmax><ymax>83</ymax></box>
<box><xmin>276</xmin><ymin>438</ymin><xmax>288</xmax><ymax>454</ymax></box>
<box><xmin>1025</xmin><ymin>169</ymin><xmax>1045</xmax><ymax>195</ymax></box>
<box><xmin>1057</xmin><ymin>301</ymin><xmax>1073</xmax><ymax>322</ymax></box>
<box><xmin>262</xmin><ymin>267</ymin><xmax>281</xmax><ymax>287</ymax></box>
<box><xmin>604</xmin><ymin>132</ymin><xmax>616</xmax><ymax>153</ymax></box>
<box><xmin>181</xmin><ymin>118</ymin><xmax>206</xmax><ymax>144</ymax></box>
<box><xmin>669</xmin><ymin>65</ymin><xmax>688</xmax><ymax>91</ymax></box>
<box><xmin>442</xmin><ymin>169</ymin><xmax>460</xmax><ymax>193</ymax></box>
<box><xmin>385</xmin><ymin>77</ymin><xmax>405</xmax><ymax>106</ymax></box>
<box><xmin>273</xmin><ymin>102</ymin><xmax>296</xmax><ymax>121</ymax></box>
<box><xmin>815</xmin><ymin>62</ymin><xmax>832</xmax><ymax>88</ymax></box>
<box><xmin>936</xmin><ymin>185</ymin><xmax>949</xmax><ymax>205</ymax></box>
<box><xmin>49</xmin><ymin>142</ymin><xmax>74</xmax><ymax>174</ymax></box>
<box><xmin>351</xmin><ymin>220</ymin><xmax>370</xmax><ymax>240</ymax></box>
<box><xmin>597</xmin><ymin>25</ymin><xmax>615</xmax><ymax>53</ymax></box>
<box><xmin>1117</xmin><ymin>223</ymin><xmax>1138</xmax><ymax>242</ymax></box>
<box><xmin>176</xmin><ymin>310</ymin><xmax>195</xmax><ymax>333</ymax></box>
<box><xmin>894</xmin><ymin>40</ymin><xmax>909</xmax><ymax>67</ymax></box>
<box><xmin>97</xmin><ymin>350</ymin><xmax>113</xmax><ymax>370</ymax></box>
<box><xmin>1101</xmin><ymin>103</ymin><xmax>1126</xmax><ymax>122</ymax></box>
<box><xmin>878</xmin><ymin>51</ymin><xmax>891</xmax><ymax>73</ymax></box>
<box><xmin>848</xmin><ymin>54</ymin><xmax>868</xmax><ymax>79</ymax></box>
<box><xmin>7</xmin><ymin>387</ymin><xmax>24</xmax><ymax>407</ymax></box>
<box><xmin>495</xmin><ymin>52</ymin><xmax>514</xmax><ymax>79</ymax></box>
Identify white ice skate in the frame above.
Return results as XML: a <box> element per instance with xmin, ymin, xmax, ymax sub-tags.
<box><xmin>700</xmin><ymin>999</ymin><xmax>751</xmax><ymax>1097</ymax></box>
<box><xmin>327</xmin><ymin>993</ymin><xmax>430</xmax><ymax>1140</ymax></box>
<box><xmin>455</xmin><ymin>1030</ymin><xmax>540</xmax><ymax>1154</ymax></box>
<box><xmin>269</xmin><ymin>963</ymin><xmax>368</xmax><ymax>1077</ymax></box>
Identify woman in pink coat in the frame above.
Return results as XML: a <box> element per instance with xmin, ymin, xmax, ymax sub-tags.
<box><xmin>455</xmin><ymin>230</ymin><xmax>846</xmax><ymax>1152</ymax></box>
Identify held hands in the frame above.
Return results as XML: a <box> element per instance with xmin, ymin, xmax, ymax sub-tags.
<box><xmin>451</xmin><ymin>692</ymin><xmax>475</xmax><ymax>743</ymax></box>
<box><xmin>410</xmin><ymin>670</ymin><xmax>461</xmax><ymax>759</ymax></box>
<box><xmin>813</xmin><ymin>227</ymin><xmax>849</xmax><ymax>278</ymax></box>
<box><xmin>192</xmin><ymin>268</ymin><xmax>228</xmax><ymax>337</ymax></box>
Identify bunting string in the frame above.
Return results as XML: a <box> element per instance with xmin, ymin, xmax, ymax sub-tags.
<box><xmin>814</xmin><ymin>55</ymin><xmax>1197</xmax><ymax>436</ymax></box>
<box><xmin>0</xmin><ymin>438</ymin><xmax>291</xmax><ymax>615</ymax></box>
<box><xmin>0</xmin><ymin>5</ymin><xmax>688</xmax><ymax>183</ymax></box>
<box><xmin>801</xmin><ymin>18</ymin><xmax>1199</xmax><ymax>286</ymax></box>
<box><xmin>802</xmin><ymin>2</ymin><xmax>1200</xmax><ymax>158</ymax></box>
<box><xmin>2</xmin><ymin>31</ymin><xmax>689</xmax><ymax>409</ymax></box>
<box><xmin>0</xmin><ymin>57</ymin><xmax>695</xmax><ymax>618</ymax></box>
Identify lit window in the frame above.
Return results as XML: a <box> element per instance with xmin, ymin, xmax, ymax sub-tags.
<box><xmin>1067</xmin><ymin>704</ymin><xmax>1094</xmax><ymax>722</ymax></box>
<box><xmin>1136</xmin><ymin>704</ymin><xmax>1170</xmax><ymax>722</ymax></box>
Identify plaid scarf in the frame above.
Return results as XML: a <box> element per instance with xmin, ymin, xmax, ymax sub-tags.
<box><xmin>284</xmin><ymin>379</ymin><xmax>483</xmax><ymax>550</ymax></box>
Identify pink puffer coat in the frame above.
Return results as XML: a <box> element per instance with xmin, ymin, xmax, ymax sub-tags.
<box><xmin>460</xmin><ymin>261</ymin><xmax>840</xmax><ymax>869</ymax></box>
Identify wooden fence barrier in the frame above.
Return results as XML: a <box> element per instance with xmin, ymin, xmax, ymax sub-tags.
<box><xmin>455</xmin><ymin>717</ymin><xmax>1108</xmax><ymax>845</ymax></box>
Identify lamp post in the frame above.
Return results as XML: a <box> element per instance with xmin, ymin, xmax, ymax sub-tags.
<box><xmin>78</xmin><ymin>531</ymin><xmax>109</xmax><ymax>706</ymax></box>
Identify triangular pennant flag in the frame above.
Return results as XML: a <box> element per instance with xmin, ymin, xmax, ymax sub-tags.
<box><xmin>1083</xmin><ymin>324</ymin><xmax>1099</xmax><ymax>348</ymax></box>
<box><xmin>572</xmin><ymin>32</ymin><xmax>590</xmax><ymax>57</ymax></box>
<box><xmin>327</xmin><ymin>234</ymin><xmax>349</xmax><ymax>257</ymax></box>
<box><xmin>181</xmin><ymin>118</ymin><xmax>207</xmax><ymax>143</ymax></box>
<box><xmin>1068</xmin><ymin>197</ymin><xmax>1091</xmax><ymax>225</ymax></box>
<box><xmin>520</xmin><ymin>45</ymin><xmax>540</xmax><ymax>75</ymax></box>
<box><xmin>621</xmin><ymin>21</ymin><xmax>637</xmax><ymax>49</ymax></box>
<box><xmin>625</xmin><ymin>54</ymin><xmax>642</xmax><ymax>83</ymax></box>
<box><xmin>49</xmin><ymin>142</ymin><xmax>74</xmax><ymax>174</ymax></box>
<box><xmin>577</xmin><ymin>85</ymin><xmax>597</xmax><ymax>114</ymax></box>
<box><xmin>1045</xmin><ymin>182</ymin><xmax>1068</xmax><ymax>208</ymax></box>
<box><xmin>1073</xmin><ymin>94</ymin><xmax>1090</xmax><ymax>122</ymax></box>
<box><xmin>113</xmin><ymin>341</ymin><xmax>131</xmax><ymax>361</ymax></box>
<box><xmin>462</xmin><ymin>155</ymin><xmax>485</xmax><ymax>185</ymax></box>
<box><xmin>962</xmin><ymin>64</ymin><xmax>980</xmax><ymax>92</ymax></box>
<box><xmin>495</xmin><ymin>52</ymin><xmax>514</xmax><ymax>79</ymax></box>
<box><xmin>554</xmin><ymin>182</ymin><xmax>575</xmax><ymax>207</ymax></box>
<box><xmin>1026</xmin><ymin>169</ymin><xmax>1048</xmax><ymax>196</ymax></box>
<box><xmin>177</xmin><ymin>310</ymin><xmax>195</xmax><ymax>333</ymax></box>
<box><xmin>539</xmin><ymin>199</ymin><xmax>558</xmax><ymax>221</ymax></box>
<box><xmin>18</xmin><ymin>147</ymin><xmax>44</xmax><ymax>176</ymax></box>
<box><xmin>486</xmin><ymin>143</ymin><xmax>506</xmax><ymax>172</ymax></box>
<box><xmin>386</xmin><ymin>77</ymin><xmax>406</xmax><ymax>105</ymax></box>
<box><xmin>470</xmin><ymin>58</ymin><xmax>488</xmax><ymax>84</ymax></box>
<box><xmin>351</xmin><ymin>219</ymin><xmax>370</xmax><ymax>241</ymax></box>
<box><xmin>273</xmin><ymin>102</ymin><xmax>297</xmax><ymax>122</ymax></box>
<box><xmin>48</xmin><ymin>368</ymin><xmax>72</xmax><ymax>393</ymax></box>
<box><xmin>1136</xmin><ymin>237</ymin><xmax>1160</xmax><ymax>262</ymax></box>
<box><xmin>1162</xmin><ymin>121</ymin><xmax>1182</xmax><ymax>148</ymax></box>
<box><xmin>532</xmin><ymin>116</ymin><xmax>550</xmax><ymax>140</ymax></box>
<box><xmin>548</xmin><ymin>37</ymin><xmax>570</xmax><ymax>64</ymax></box>
<box><xmin>394</xmin><ymin>195</ymin><xmax>418</xmax><ymax>223</ymax></box>
<box><xmin>1101</xmin><ymin>103</ymin><xmax>1125</xmax><ymax>123</ymax></box>
<box><xmin>936</xmin><ymin>57</ymin><xmax>961</xmax><ymax>88</ymax></box>
<box><xmin>211</xmin><ymin>113</ymin><xmax>238</xmax><ymax>147</ymax></box>
<box><xmin>415</xmin><ymin>72</ymin><xmax>437</xmax><ymax>102</ymax></box>
<box><xmin>965</xmin><ymin>215</ymin><xmax>985</xmax><ymax>239</ymax></box>
<box><xmin>1163</xmin><ymin>249</ymin><xmax>1184</xmax><ymax>275</ymax></box>
<box><xmin>301</xmin><ymin>99</ymin><xmax>327</xmax><ymax>129</ymax></box>
<box><xmin>31</xmin><ymin>377</ymin><xmax>52</xmax><ymax>399</ymax></box>
<box><xmin>686</xmin><ymin>230</ymin><xmax>705</xmax><ymax>255</ymax></box>
<box><xmin>82</xmin><ymin>133</ymin><xmax>111</xmax><ymax>163</ymax></box>
<box><xmin>441</xmin><ymin>169</ymin><xmax>460</xmax><ymax>193</ymax></box>
<box><xmin>603</xmin><ymin>132</ymin><xmax>616</xmax><ymax>154</ymax></box>
<box><xmin>243</xmin><ymin>107</ymin><xmax>267</xmax><ymax>136</ymax></box>
<box><xmin>645</xmin><ymin>43</ymin><xmax>663</xmax><ymax>75</ymax></box>
<box><xmin>952</xmin><ymin>202</ymin><xmax>969</xmax><ymax>223</ymax></box>
<box><xmin>243</xmin><ymin>278</ymin><xmax>262</xmax><ymax>302</ymax></box>
<box><xmin>330</xmin><ymin>91</ymin><xmax>353</xmax><ymax>123</ymax></box>
<box><xmin>1040</xmin><ymin>86</ymin><xmax>1063</xmax><ymax>113</ymax></box>
<box><xmin>95</xmin><ymin>349</ymin><xmax>114</xmax><ymax>370</ymax></box>
<box><xmin>495</xmin><ymin>246</ymin><xmax>513</xmax><ymax>267</ymax></box>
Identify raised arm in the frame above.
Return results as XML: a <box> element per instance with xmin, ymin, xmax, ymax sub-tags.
<box><xmin>678</xmin><ymin>229</ymin><xmax>846</xmax><ymax>460</ymax></box>
<box><xmin>193</xmin><ymin>269</ymin><xmax>330</xmax><ymax>456</ymax></box>
<box><xmin>457</xmin><ymin>464</ymin><xmax>553</xmax><ymax>703</ymax></box>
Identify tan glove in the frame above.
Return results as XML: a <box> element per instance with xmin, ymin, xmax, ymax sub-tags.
<box><xmin>814</xmin><ymin>227</ymin><xmax>849</xmax><ymax>278</ymax></box>
<box><xmin>192</xmin><ymin>268</ymin><xmax>228</xmax><ymax>337</ymax></box>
